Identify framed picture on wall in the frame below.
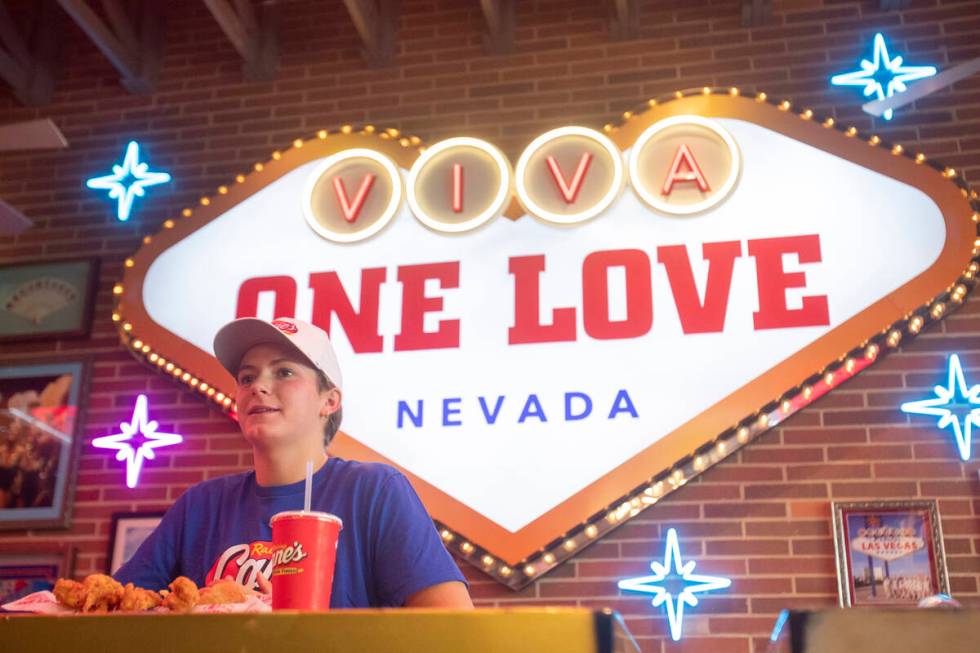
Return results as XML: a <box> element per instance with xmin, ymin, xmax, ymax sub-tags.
<box><xmin>0</xmin><ymin>359</ymin><xmax>90</xmax><ymax>530</ymax></box>
<box><xmin>831</xmin><ymin>500</ymin><xmax>950</xmax><ymax>607</ymax></box>
<box><xmin>0</xmin><ymin>545</ymin><xmax>75</xmax><ymax>605</ymax></box>
<box><xmin>106</xmin><ymin>512</ymin><xmax>164</xmax><ymax>574</ymax></box>
<box><xmin>0</xmin><ymin>258</ymin><xmax>99</xmax><ymax>342</ymax></box>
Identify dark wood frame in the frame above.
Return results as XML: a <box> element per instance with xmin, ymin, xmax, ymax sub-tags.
<box><xmin>0</xmin><ymin>257</ymin><xmax>100</xmax><ymax>343</ymax></box>
<box><xmin>0</xmin><ymin>357</ymin><xmax>91</xmax><ymax>530</ymax></box>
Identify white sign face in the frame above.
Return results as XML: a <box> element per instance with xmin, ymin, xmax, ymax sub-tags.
<box><xmin>119</xmin><ymin>94</ymin><xmax>976</xmax><ymax>573</ymax></box>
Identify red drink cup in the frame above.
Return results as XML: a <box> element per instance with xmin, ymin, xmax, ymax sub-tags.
<box><xmin>270</xmin><ymin>510</ymin><xmax>343</xmax><ymax>610</ymax></box>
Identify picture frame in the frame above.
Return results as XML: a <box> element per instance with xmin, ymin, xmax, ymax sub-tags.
<box><xmin>831</xmin><ymin>500</ymin><xmax>950</xmax><ymax>607</ymax></box>
<box><xmin>0</xmin><ymin>544</ymin><xmax>75</xmax><ymax>605</ymax></box>
<box><xmin>0</xmin><ymin>358</ymin><xmax>90</xmax><ymax>530</ymax></box>
<box><xmin>0</xmin><ymin>257</ymin><xmax>99</xmax><ymax>342</ymax></box>
<box><xmin>106</xmin><ymin>512</ymin><xmax>164</xmax><ymax>574</ymax></box>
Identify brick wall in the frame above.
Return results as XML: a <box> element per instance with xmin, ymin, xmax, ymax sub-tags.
<box><xmin>1</xmin><ymin>0</ymin><xmax>978</xmax><ymax>651</ymax></box>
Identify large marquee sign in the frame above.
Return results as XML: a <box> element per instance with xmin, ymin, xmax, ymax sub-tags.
<box><xmin>115</xmin><ymin>88</ymin><xmax>978</xmax><ymax>588</ymax></box>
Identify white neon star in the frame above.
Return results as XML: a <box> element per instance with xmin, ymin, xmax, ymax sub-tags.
<box><xmin>86</xmin><ymin>141</ymin><xmax>171</xmax><ymax>221</ymax></box>
<box><xmin>91</xmin><ymin>394</ymin><xmax>183</xmax><ymax>488</ymax></box>
<box><xmin>617</xmin><ymin>527</ymin><xmax>732</xmax><ymax>641</ymax></box>
<box><xmin>901</xmin><ymin>354</ymin><xmax>979</xmax><ymax>461</ymax></box>
<box><xmin>831</xmin><ymin>32</ymin><xmax>936</xmax><ymax>120</ymax></box>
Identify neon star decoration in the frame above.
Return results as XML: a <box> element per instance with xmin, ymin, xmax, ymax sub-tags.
<box><xmin>86</xmin><ymin>140</ymin><xmax>171</xmax><ymax>221</ymax></box>
<box><xmin>901</xmin><ymin>354</ymin><xmax>978</xmax><ymax>461</ymax></box>
<box><xmin>617</xmin><ymin>527</ymin><xmax>732</xmax><ymax>641</ymax></box>
<box><xmin>831</xmin><ymin>32</ymin><xmax>937</xmax><ymax>120</ymax></box>
<box><xmin>92</xmin><ymin>394</ymin><xmax>183</xmax><ymax>488</ymax></box>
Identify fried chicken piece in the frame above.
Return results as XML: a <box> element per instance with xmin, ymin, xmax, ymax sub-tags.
<box><xmin>80</xmin><ymin>574</ymin><xmax>124</xmax><ymax>613</ymax></box>
<box><xmin>120</xmin><ymin>582</ymin><xmax>162</xmax><ymax>611</ymax></box>
<box><xmin>198</xmin><ymin>578</ymin><xmax>247</xmax><ymax>605</ymax></box>
<box><xmin>53</xmin><ymin>578</ymin><xmax>86</xmax><ymax>610</ymax></box>
<box><xmin>162</xmin><ymin>576</ymin><xmax>199</xmax><ymax>613</ymax></box>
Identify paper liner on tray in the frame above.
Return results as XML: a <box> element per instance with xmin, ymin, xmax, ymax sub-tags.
<box><xmin>2</xmin><ymin>590</ymin><xmax>272</xmax><ymax>614</ymax></box>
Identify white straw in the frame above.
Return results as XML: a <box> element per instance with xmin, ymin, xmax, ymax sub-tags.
<box><xmin>304</xmin><ymin>460</ymin><xmax>313</xmax><ymax>513</ymax></box>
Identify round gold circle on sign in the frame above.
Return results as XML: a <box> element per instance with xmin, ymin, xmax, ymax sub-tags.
<box><xmin>629</xmin><ymin>115</ymin><xmax>740</xmax><ymax>216</ymax></box>
<box><xmin>515</xmin><ymin>127</ymin><xmax>624</xmax><ymax>225</ymax></box>
<box><xmin>302</xmin><ymin>148</ymin><xmax>402</xmax><ymax>243</ymax></box>
<box><xmin>407</xmin><ymin>137</ymin><xmax>512</xmax><ymax>233</ymax></box>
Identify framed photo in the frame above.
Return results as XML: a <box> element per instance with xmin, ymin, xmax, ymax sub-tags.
<box><xmin>0</xmin><ymin>359</ymin><xmax>90</xmax><ymax>530</ymax></box>
<box><xmin>0</xmin><ymin>545</ymin><xmax>75</xmax><ymax>604</ymax></box>
<box><xmin>0</xmin><ymin>258</ymin><xmax>99</xmax><ymax>342</ymax></box>
<box><xmin>106</xmin><ymin>512</ymin><xmax>164</xmax><ymax>574</ymax></box>
<box><xmin>832</xmin><ymin>500</ymin><xmax>950</xmax><ymax>607</ymax></box>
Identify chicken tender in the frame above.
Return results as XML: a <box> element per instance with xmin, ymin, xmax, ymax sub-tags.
<box><xmin>80</xmin><ymin>574</ymin><xmax>124</xmax><ymax>613</ymax></box>
<box><xmin>120</xmin><ymin>582</ymin><xmax>162</xmax><ymax>611</ymax></box>
<box><xmin>53</xmin><ymin>578</ymin><xmax>86</xmax><ymax>610</ymax></box>
<box><xmin>162</xmin><ymin>576</ymin><xmax>199</xmax><ymax>613</ymax></box>
<box><xmin>198</xmin><ymin>578</ymin><xmax>247</xmax><ymax>605</ymax></box>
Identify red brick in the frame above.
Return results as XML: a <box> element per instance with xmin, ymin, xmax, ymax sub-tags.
<box><xmin>740</xmin><ymin>447</ymin><xmax>824</xmax><ymax>463</ymax></box>
<box><xmin>749</xmin><ymin>556</ymin><xmax>836</xmax><ymax>575</ymax></box>
<box><xmin>874</xmin><ymin>462</ymin><xmax>966</xmax><ymax>478</ymax></box>
<box><xmin>743</xmin><ymin>483</ymin><xmax>828</xmax><ymax>500</ymax></box>
<box><xmin>744</xmin><ymin>520</ymin><xmax>829</xmax><ymax>537</ymax></box>
<box><xmin>782</xmin><ymin>427</ymin><xmax>867</xmax><ymax>445</ymax></box>
<box><xmin>830</xmin><ymin>481</ymin><xmax>919</xmax><ymax>498</ymax></box>
<box><xmin>827</xmin><ymin>445</ymin><xmax>913</xmax><ymax>461</ymax></box>
<box><xmin>705</xmin><ymin>540</ymin><xmax>790</xmax><ymax>556</ymax></box>
<box><xmin>786</xmin><ymin>464</ymin><xmax>871</xmax><ymax>480</ymax></box>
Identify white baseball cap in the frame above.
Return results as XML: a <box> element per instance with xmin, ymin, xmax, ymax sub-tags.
<box><xmin>213</xmin><ymin>316</ymin><xmax>343</xmax><ymax>389</ymax></box>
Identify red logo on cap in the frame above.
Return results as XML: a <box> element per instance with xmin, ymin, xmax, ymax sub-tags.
<box><xmin>271</xmin><ymin>320</ymin><xmax>298</xmax><ymax>335</ymax></box>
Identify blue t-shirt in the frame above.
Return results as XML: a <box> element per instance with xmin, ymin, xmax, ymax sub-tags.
<box><xmin>114</xmin><ymin>457</ymin><xmax>466</xmax><ymax>607</ymax></box>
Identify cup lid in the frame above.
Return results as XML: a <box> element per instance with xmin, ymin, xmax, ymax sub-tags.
<box><xmin>270</xmin><ymin>510</ymin><xmax>343</xmax><ymax>528</ymax></box>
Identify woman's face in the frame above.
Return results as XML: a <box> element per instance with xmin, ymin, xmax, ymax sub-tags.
<box><xmin>234</xmin><ymin>343</ymin><xmax>338</xmax><ymax>449</ymax></box>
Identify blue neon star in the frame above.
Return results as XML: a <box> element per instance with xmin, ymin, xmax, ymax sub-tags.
<box><xmin>92</xmin><ymin>394</ymin><xmax>183</xmax><ymax>488</ymax></box>
<box><xmin>831</xmin><ymin>32</ymin><xmax>936</xmax><ymax>120</ymax></box>
<box><xmin>618</xmin><ymin>527</ymin><xmax>732</xmax><ymax>641</ymax></box>
<box><xmin>901</xmin><ymin>354</ymin><xmax>978</xmax><ymax>461</ymax></box>
<box><xmin>86</xmin><ymin>141</ymin><xmax>171</xmax><ymax>221</ymax></box>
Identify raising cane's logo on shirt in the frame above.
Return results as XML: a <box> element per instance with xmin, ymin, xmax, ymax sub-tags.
<box><xmin>207</xmin><ymin>541</ymin><xmax>308</xmax><ymax>588</ymax></box>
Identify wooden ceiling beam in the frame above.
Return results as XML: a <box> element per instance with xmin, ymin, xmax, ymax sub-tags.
<box><xmin>741</xmin><ymin>0</ymin><xmax>772</xmax><ymax>27</ymax></box>
<box><xmin>0</xmin><ymin>0</ymin><xmax>59</xmax><ymax>105</ymax></box>
<box><xmin>56</xmin><ymin>0</ymin><xmax>162</xmax><ymax>93</ymax></box>
<box><xmin>609</xmin><ymin>0</ymin><xmax>638</xmax><ymax>41</ymax></box>
<box><xmin>203</xmin><ymin>0</ymin><xmax>278</xmax><ymax>80</ymax></box>
<box><xmin>342</xmin><ymin>0</ymin><xmax>396</xmax><ymax>67</ymax></box>
<box><xmin>480</xmin><ymin>0</ymin><xmax>513</xmax><ymax>54</ymax></box>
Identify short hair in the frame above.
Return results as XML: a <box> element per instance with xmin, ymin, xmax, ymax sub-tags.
<box><xmin>316</xmin><ymin>371</ymin><xmax>342</xmax><ymax>447</ymax></box>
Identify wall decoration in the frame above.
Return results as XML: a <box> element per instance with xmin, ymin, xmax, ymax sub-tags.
<box><xmin>0</xmin><ymin>258</ymin><xmax>98</xmax><ymax>343</ymax></box>
<box><xmin>86</xmin><ymin>140</ymin><xmax>171</xmax><ymax>222</ymax></box>
<box><xmin>0</xmin><ymin>359</ymin><xmax>88</xmax><ymax>530</ymax></box>
<box><xmin>91</xmin><ymin>394</ymin><xmax>183</xmax><ymax>489</ymax></box>
<box><xmin>106</xmin><ymin>512</ymin><xmax>164</xmax><ymax>574</ymax></box>
<box><xmin>618</xmin><ymin>527</ymin><xmax>731</xmax><ymax>641</ymax></box>
<box><xmin>901</xmin><ymin>353</ymin><xmax>977</xmax><ymax>461</ymax></box>
<box><xmin>110</xmin><ymin>89</ymin><xmax>978</xmax><ymax>587</ymax></box>
<box><xmin>831</xmin><ymin>32</ymin><xmax>937</xmax><ymax>121</ymax></box>
<box><xmin>0</xmin><ymin>546</ymin><xmax>75</xmax><ymax>604</ymax></box>
<box><xmin>831</xmin><ymin>500</ymin><xmax>950</xmax><ymax>607</ymax></box>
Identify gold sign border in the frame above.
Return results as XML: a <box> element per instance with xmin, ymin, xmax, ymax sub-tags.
<box><xmin>114</xmin><ymin>89</ymin><xmax>979</xmax><ymax>589</ymax></box>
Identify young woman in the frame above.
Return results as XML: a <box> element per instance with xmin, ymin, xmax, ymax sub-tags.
<box><xmin>115</xmin><ymin>316</ymin><xmax>472</xmax><ymax>608</ymax></box>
